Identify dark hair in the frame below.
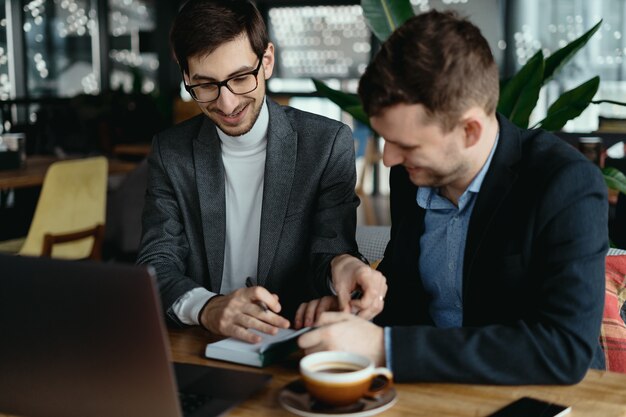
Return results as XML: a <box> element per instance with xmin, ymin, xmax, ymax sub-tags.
<box><xmin>358</xmin><ymin>10</ymin><xmax>499</xmax><ymax>131</ymax></box>
<box><xmin>170</xmin><ymin>0</ymin><xmax>269</xmax><ymax>75</ymax></box>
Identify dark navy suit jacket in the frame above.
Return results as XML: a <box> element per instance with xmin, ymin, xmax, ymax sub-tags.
<box><xmin>376</xmin><ymin>114</ymin><xmax>608</xmax><ymax>384</ymax></box>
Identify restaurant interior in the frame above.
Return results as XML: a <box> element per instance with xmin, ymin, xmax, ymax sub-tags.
<box><xmin>2</xmin><ymin>1</ymin><xmax>626</xmax><ymax>417</ymax></box>
<box><xmin>1</xmin><ymin>0</ymin><xmax>626</xmax><ymax>259</ymax></box>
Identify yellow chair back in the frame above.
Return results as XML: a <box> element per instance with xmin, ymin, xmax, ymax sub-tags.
<box><xmin>19</xmin><ymin>157</ymin><xmax>108</xmax><ymax>259</ymax></box>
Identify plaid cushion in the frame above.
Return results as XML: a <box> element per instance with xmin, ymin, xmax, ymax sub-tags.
<box><xmin>601</xmin><ymin>255</ymin><xmax>626</xmax><ymax>373</ymax></box>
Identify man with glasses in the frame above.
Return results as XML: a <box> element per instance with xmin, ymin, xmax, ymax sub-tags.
<box><xmin>137</xmin><ymin>0</ymin><xmax>386</xmax><ymax>343</ymax></box>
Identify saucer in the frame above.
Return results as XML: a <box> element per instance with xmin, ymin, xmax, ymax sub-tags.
<box><xmin>278</xmin><ymin>379</ymin><xmax>397</xmax><ymax>417</ymax></box>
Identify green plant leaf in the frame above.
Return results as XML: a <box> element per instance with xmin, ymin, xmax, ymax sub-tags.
<box><xmin>543</xmin><ymin>20</ymin><xmax>602</xmax><ymax>84</ymax></box>
<box><xmin>536</xmin><ymin>77</ymin><xmax>600</xmax><ymax>131</ymax></box>
<box><xmin>312</xmin><ymin>79</ymin><xmax>371</xmax><ymax>126</ymax></box>
<box><xmin>312</xmin><ymin>78</ymin><xmax>361</xmax><ymax>109</ymax></box>
<box><xmin>344</xmin><ymin>104</ymin><xmax>371</xmax><ymax>127</ymax></box>
<box><xmin>603</xmin><ymin>166</ymin><xmax>626</xmax><ymax>195</ymax></box>
<box><xmin>361</xmin><ymin>0</ymin><xmax>414</xmax><ymax>41</ymax></box>
<box><xmin>497</xmin><ymin>51</ymin><xmax>544</xmax><ymax>128</ymax></box>
<box><xmin>499</xmin><ymin>76</ymin><xmax>511</xmax><ymax>94</ymax></box>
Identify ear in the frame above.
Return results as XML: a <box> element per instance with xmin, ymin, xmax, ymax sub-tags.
<box><xmin>460</xmin><ymin>110</ymin><xmax>483</xmax><ymax>149</ymax></box>
<box><xmin>262</xmin><ymin>42</ymin><xmax>275</xmax><ymax>80</ymax></box>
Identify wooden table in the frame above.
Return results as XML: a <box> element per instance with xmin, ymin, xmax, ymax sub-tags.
<box><xmin>1</xmin><ymin>326</ymin><xmax>625</xmax><ymax>417</ymax></box>
<box><xmin>169</xmin><ymin>327</ymin><xmax>626</xmax><ymax>417</ymax></box>
<box><xmin>0</xmin><ymin>156</ymin><xmax>138</xmax><ymax>190</ymax></box>
<box><xmin>112</xmin><ymin>143</ymin><xmax>152</xmax><ymax>158</ymax></box>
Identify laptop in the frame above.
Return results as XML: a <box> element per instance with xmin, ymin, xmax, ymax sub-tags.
<box><xmin>0</xmin><ymin>254</ymin><xmax>271</xmax><ymax>417</ymax></box>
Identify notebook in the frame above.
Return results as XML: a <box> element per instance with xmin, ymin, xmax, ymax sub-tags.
<box><xmin>205</xmin><ymin>327</ymin><xmax>311</xmax><ymax>367</ymax></box>
<box><xmin>0</xmin><ymin>254</ymin><xmax>271</xmax><ymax>417</ymax></box>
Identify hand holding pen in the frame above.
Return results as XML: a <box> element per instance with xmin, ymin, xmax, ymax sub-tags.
<box><xmin>197</xmin><ymin>277</ymin><xmax>289</xmax><ymax>343</ymax></box>
<box><xmin>245</xmin><ymin>277</ymin><xmax>269</xmax><ymax>313</ymax></box>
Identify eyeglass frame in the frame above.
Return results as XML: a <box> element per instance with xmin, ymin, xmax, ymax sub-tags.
<box><xmin>183</xmin><ymin>56</ymin><xmax>264</xmax><ymax>103</ymax></box>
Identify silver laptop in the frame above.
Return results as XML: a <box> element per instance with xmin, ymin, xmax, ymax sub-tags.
<box><xmin>0</xmin><ymin>254</ymin><xmax>271</xmax><ymax>417</ymax></box>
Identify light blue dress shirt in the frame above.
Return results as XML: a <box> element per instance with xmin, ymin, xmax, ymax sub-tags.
<box><xmin>384</xmin><ymin>133</ymin><xmax>499</xmax><ymax>366</ymax></box>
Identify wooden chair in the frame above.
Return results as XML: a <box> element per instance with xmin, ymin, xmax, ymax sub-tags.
<box><xmin>42</xmin><ymin>224</ymin><xmax>105</xmax><ymax>261</ymax></box>
<box><xmin>356</xmin><ymin>137</ymin><xmax>382</xmax><ymax>225</ymax></box>
<box><xmin>0</xmin><ymin>157</ymin><xmax>108</xmax><ymax>260</ymax></box>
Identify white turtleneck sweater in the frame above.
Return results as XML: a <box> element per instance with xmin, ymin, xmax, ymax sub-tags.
<box><xmin>172</xmin><ymin>99</ymin><xmax>269</xmax><ymax>325</ymax></box>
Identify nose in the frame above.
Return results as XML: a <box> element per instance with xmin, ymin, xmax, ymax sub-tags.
<box><xmin>214</xmin><ymin>86</ymin><xmax>239</xmax><ymax>114</ymax></box>
<box><xmin>382</xmin><ymin>141</ymin><xmax>402</xmax><ymax>167</ymax></box>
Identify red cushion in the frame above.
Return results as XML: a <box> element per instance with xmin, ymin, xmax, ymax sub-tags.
<box><xmin>601</xmin><ymin>255</ymin><xmax>626</xmax><ymax>373</ymax></box>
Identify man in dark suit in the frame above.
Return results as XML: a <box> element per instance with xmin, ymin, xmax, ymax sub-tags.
<box><xmin>137</xmin><ymin>0</ymin><xmax>386</xmax><ymax>343</ymax></box>
<box><xmin>298</xmin><ymin>10</ymin><xmax>608</xmax><ymax>384</ymax></box>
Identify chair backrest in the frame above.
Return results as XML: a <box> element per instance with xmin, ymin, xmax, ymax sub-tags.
<box><xmin>19</xmin><ymin>157</ymin><xmax>108</xmax><ymax>259</ymax></box>
<box><xmin>602</xmin><ymin>249</ymin><xmax>626</xmax><ymax>373</ymax></box>
<box><xmin>105</xmin><ymin>158</ymin><xmax>148</xmax><ymax>255</ymax></box>
<box><xmin>355</xmin><ymin>225</ymin><xmax>390</xmax><ymax>264</ymax></box>
<box><xmin>42</xmin><ymin>224</ymin><xmax>106</xmax><ymax>261</ymax></box>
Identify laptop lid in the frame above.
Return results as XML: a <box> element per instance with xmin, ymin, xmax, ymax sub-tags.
<box><xmin>0</xmin><ymin>254</ymin><xmax>270</xmax><ymax>417</ymax></box>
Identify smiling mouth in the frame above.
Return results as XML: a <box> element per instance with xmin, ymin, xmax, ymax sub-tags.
<box><xmin>216</xmin><ymin>103</ymin><xmax>248</xmax><ymax>119</ymax></box>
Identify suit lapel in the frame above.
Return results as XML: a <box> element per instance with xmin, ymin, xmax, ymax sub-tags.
<box><xmin>404</xmin><ymin>203</ymin><xmax>425</xmax><ymax>284</ymax></box>
<box><xmin>194</xmin><ymin>118</ymin><xmax>226</xmax><ymax>292</ymax></box>
<box><xmin>257</xmin><ymin>99</ymin><xmax>296</xmax><ymax>285</ymax></box>
<box><xmin>463</xmin><ymin>115</ymin><xmax>521</xmax><ymax>292</ymax></box>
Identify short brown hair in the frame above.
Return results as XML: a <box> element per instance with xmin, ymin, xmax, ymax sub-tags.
<box><xmin>358</xmin><ymin>10</ymin><xmax>499</xmax><ymax>131</ymax></box>
<box><xmin>170</xmin><ymin>0</ymin><xmax>269</xmax><ymax>75</ymax></box>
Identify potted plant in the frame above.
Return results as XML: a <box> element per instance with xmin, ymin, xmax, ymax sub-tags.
<box><xmin>313</xmin><ymin>0</ymin><xmax>626</xmax><ymax>194</ymax></box>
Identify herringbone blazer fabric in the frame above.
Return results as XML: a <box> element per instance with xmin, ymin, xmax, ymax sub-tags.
<box><xmin>137</xmin><ymin>98</ymin><xmax>360</xmax><ymax>320</ymax></box>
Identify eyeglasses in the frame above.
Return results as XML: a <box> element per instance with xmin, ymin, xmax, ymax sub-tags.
<box><xmin>184</xmin><ymin>58</ymin><xmax>263</xmax><ymax>103</ymax></box>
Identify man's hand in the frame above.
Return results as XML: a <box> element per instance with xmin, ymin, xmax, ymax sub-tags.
<box><xmin>331</xmin><ymin>254</ymin><xmax>387</xmax><ymax>319</ymax></box>
<box><xmin>294</xmin><ymin>296</ymin><xmax>339</xmax><ymax>329</ymax></box>
<box><xmin>297</xmin><ymin>312</ymin><xmax>386</xmax><ymax>366</ymax></box>
<box><xmin>199</xmin><ymin>286</ymin><xmax>290</xmax><ymax>343</ymax></box>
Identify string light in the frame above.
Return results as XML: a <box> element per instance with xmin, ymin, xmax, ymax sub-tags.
<box><xmin>513</xmin><ymin>14</ymin><xmax>624</xmax><ymax>70</ymax></box>
<box><xmin>109</xmin><ymin>0</ymin><xmax>156</xmax><ymax>93</ymax></box>
<box><xmin>269</xmin><ymin>5</ymin><xmax>369</xmax><ymax>79</ymax></box>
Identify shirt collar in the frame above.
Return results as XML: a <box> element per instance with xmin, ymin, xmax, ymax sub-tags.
<box><xmin>466</xmin><ymin>131</ymin><xmax>499</xmax><ymax>194</ymax></box>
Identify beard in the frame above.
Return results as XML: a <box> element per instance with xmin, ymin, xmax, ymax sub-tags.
<box><xmin>205</xmin><ymin>97</ymin><xmax>263</xmax><ymax>137</ymax></box>
<box><xmin>406</xmin><ymin>152</ymin><xmax>470</xmax><ymax>190</ymax></box>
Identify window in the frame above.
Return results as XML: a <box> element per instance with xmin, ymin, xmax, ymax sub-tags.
<box><xmin>108</xmin><ymin>0</ymin><xmax>158</xmax><ymax>94</ymax></box>
<box><xmin>23</xmin><ymin>0</ymin><xmax>97</xmax><ymax>97</ymax></box>
<box><xmin>506</xmin><ymin>0</ymin><xmax>626</xmax><ymax>131</ymax></box>
<box><xmin>265</xmin><ymin>3</ymin><xmax>371</xmax><ymax>95</ymax></box>
<box><xmin>0</xmin><ymin>0</ymin><xmax>9</xmax><ymax>101</ymax></box>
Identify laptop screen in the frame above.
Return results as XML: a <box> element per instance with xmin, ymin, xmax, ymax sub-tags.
<box><xmin>0</xmin><ymin>254</ymin><xmax>270</xmax><ymax>417</ymax></box>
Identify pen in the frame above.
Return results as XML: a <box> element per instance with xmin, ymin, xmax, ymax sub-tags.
<box><xmin>245</xmin><ymin>277</ymin><xmax>269</xmax><ymax>313</ymax></box>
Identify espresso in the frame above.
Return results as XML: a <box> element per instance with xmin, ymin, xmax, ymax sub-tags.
<box><xmin>310</xmin><ymin>362</ymin><xmax>364</xmax><ymax>374</ymax></box>
<box><xmin>321</xmin><ymin>368</ymin><xmax>357</xmax><ymax>373</ymax></box>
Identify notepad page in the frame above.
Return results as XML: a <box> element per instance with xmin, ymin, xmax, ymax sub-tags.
<box><xmin>208</xmin><ymin>327</ymin><xmax>311</xmax><ymax>353</ymax></box>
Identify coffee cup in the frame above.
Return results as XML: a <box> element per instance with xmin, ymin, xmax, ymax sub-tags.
<box><xmin>299</xmin><ymin>351</ymin><xmax>393</xmax><ymax>407</ymax></box>
<box><xmin>0</xmin><ymin>133</ymin><xmax>26</xmax><ymax>169</ymax></box>
<box><xmin>578</xmin><ymin>136</ymin><xmax>603</xmax><ymax>166</ymax></box>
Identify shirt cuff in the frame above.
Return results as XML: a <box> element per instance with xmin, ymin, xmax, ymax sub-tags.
<box><xmin>384</xmin><ymin>326</ymin><xmax>393</xmax><ymax>371</ymax></box>
<box><xmin>328</xmin><ymin>276</ymin><xmax>338</xmax><ymax>295</ymax></box>
<box><xmin>171</xmin><ymin>287</ymin><xmax>217</xmax><ymax>325</ymax></box>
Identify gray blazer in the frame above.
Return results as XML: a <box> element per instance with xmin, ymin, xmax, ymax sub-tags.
<box><xmin>137</xmin><ymin>98</ymin><xmax>360</xmax><ymax>320</ymax></box>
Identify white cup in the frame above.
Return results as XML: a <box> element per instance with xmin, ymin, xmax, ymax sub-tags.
<box><xmin>0</xmin><ymin>133</ymin><xmax>26</xmax><ymax>167</ymax></box>
<box><xmin>299</xmin><ymin>351</ymin><xmax>393</xmax><ymax>406</ymax></box>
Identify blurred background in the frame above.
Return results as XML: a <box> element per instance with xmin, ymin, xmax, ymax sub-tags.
<box><xmin>2</xmin><ymin>0</ymin><xmax>626</xmax><ymax>258</ymax></box>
